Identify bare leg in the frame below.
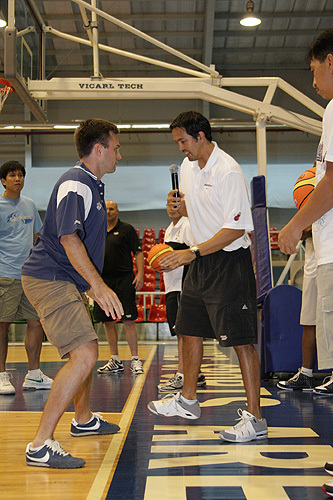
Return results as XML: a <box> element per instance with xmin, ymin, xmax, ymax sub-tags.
<box><xmin>32</xmin><ymin>339</ymin><xmax>98</xmax><ymax>448</ymax></box>
<box><xmin>0</xmin><ymin>322</ymin><xmax>10</xmax><ymax>372</ymax></box>
<box><xmin>123</xmin><ymin>320</ymin><xmax>138</xmax><ymax>357</ymax></box>
<box><xmin>177</xmin><ymin>333</ymin><xmax>184</xmax><ymax>373</ymax></box>
<box><xmin>25</xmin><ymin>319</ymin><xmax>44</xmax><ymax>370</ymax></box>
<box><xmin>104</xmin><ymin>322</ymin><xmax>119</xmax><ymax>356</ymax></box>
<box><xmin>181</xmin><ymin>335</ymin><xmax>202</xmax><ymax>400</ymax></box>
<box><xmin>234</xmin><ymin>344</ymin><xmax>261</xmax><ymax>419</ymax></box>
<box><xmin>302</xmin><ymin>325</ymin><xmax>316</xmax><ymax>369</ymax></box>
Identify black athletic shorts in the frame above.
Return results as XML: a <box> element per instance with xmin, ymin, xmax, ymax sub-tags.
<box><xmin>165</xmin><ymin>291</ymin><xmax>180</xmax><ymax>337</ymax></box>
<box><xmin>175</xmin><ymin>247</ymin><xmax>257</xmax><ymax>347</ymax></box>
<box><xmin>93</xmin><ymin>272</ymin><xmax>138</xmax><ymax>323</ymax></box>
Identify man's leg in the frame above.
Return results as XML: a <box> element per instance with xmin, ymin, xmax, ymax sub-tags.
<box><xmin>177</xmin><ymin>334</ymin><xmax>184</xmax><ymax>373</ymax></box>
<box><xmin>24</xmin><ymin>319</ymin><xmax>44</xmax><ymax>370</ymax></box>
<box><xmin>234</xmin><ymin>344</ymin><xmax>261</xmax><ymax>419</ymax></box>
<box><xmin>181</xmin><ymin>335</ymin><xmax>202</xmax><ymax>400</ymax></box>
<box><xmin>303</xmin><ymin>325</ymin><xmax>316</xmax><ymax>369</ymax></box>
<box><xmin>32</xmin><ymin>339</ymin><xmax>98</xmax><ymax>448</ymax></box>
<box><xmin>104</xmin><ymin>321</ymin><xmax>119</xmax><ymax>356</ymax></box>
<box><xmin>123</xmin><ymin>320</ymin><xmax>138</xmax><ymax>357</ymax></box>
<box><xmin>0</xmin><ymin>322</ymin><xmax>10</xmax><ymax>372</ymax></box>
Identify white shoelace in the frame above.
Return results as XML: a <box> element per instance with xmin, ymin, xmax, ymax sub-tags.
<box><xmin>45</xmin><ymin>439</ymin><xmax>69</xmax><ymax>457</ymax></box>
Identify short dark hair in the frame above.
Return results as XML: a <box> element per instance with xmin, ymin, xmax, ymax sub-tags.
<box><xmin>0</xmin><ymin>161</ymin><xmax>25</xmax><ymax>188</ymax></box>
<box><xmin>170</xmin><ymin>111</ymin><xmax>212</xmax><ymax>142</ymax></box>
<box><xmin>74</xmin><ymin>118</ymin><xmax>119</xmax><ymax>158</ymax></box>
<box><xmin>307</xmin><ymin>29</ymin><xmax>333</xmax><ymax>62</ymax></box>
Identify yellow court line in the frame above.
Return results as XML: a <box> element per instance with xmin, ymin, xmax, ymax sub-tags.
<box><xmin>86</xmin><ymin>344</ymin><xmax>157</xmax><ymax>500</ymax></box>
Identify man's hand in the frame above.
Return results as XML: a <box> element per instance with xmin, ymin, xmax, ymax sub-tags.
<box><xmin>167</xmin><ymin>190</ymin><xmax>187</xmax><ymax>216</ymax></box>
<box><xmin>133</xmin><ymin>273</ymin><xmax>144</xmax><ymax>290</ymax></box>
<box><xmin>159</xmin><ymin>249</ymin><xmax>194</xmax><ymax>272</ymax></box>
<box><xmin>86</xmin><ymin>282</ymin><xmax>124</xmax><ymax>320</ymax></box>
<box><xmin>278</xmin><ymin>221</ymin><xmax>302</xmax><ymax>255</ymax></box>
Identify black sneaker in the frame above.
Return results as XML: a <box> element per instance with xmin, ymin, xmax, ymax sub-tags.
<box><xmin>26</xmin><ymin>439</ymin><xmax>85</xmax><ymax>468</ymax></box>
<box><xmin>70</xmin><ymin>412</ymin><xmax>120</xmax><ymax>436</ymax></box>
<box><xmin>277</xmin><ymin>369</ymin><xmax>314</xmax><ymax>391</ymax></box>
<box><xmin>314</xmin><ymin>375</ymin><xmax>333</xmax><ymax>395</ymax></box>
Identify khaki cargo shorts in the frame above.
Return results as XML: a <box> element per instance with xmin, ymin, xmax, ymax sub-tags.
<box><xmin>22</xmin><ymin>275</ymin><xmax>98</xmax><ymax>359</ymax></box>
<box><xmin>0</xmin><ymin>277</ymin><xmax>39</xmax><ymax>322</ymax></box>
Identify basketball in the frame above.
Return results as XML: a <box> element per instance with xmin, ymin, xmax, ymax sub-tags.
<box><xmin>293</xmin><ymin>166</ymin><xmax>316</xmax><ymax>210</ymax></box>
<box><xmin>148</xmin><ymin>244</ymin><xmax>173</xmax><ymax>271</ymax></box>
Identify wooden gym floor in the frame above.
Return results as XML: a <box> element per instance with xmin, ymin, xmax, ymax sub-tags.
<box><xmin>0</xmin><ymin>341</ymin><xmax>331</xmax><ymax>500</ymax></box>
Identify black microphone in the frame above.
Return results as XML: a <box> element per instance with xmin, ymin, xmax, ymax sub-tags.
<box><xmin>169</xmin><ymin>164</ymin><xmax>179</xmax><ymax>197</ymax></box>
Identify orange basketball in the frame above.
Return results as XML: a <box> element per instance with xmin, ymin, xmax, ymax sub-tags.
<box><xmin>148</xmin><ymin>244</ymin><xmax>173</xmax><ymax>271</ymax></box>
<box><xmin>293</xmin><ymin>166</ymin><xmax>316</xmax><ymax>210</ymax></box>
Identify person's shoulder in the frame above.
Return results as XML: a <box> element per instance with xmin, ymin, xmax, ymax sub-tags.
<box><xmin>214</xmin><ymin>146</ymin><xmax>241</xmax><ymax>174</ymax></box>
<box><xmin>18</xmin><ymin>195</ymin><xmax>38</xmax><ymax>208</ymax></box>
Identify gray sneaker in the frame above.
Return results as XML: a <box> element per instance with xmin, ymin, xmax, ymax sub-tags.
<box><xmin>148</xmin><ymin>392</ymin><xmax>201</xmax><ymax>419</ymax></box>
<box><xmin>97</xmin><ymin>359</ymin><xmax>124</xmax><ymax>373</ymax></box>
<box><xmin>219</xmin><ymin>409</ymin><xmax>268</xmax><ymax>443</ymax></box>
<box><xmin>158</xmin><ymin>373</ymin><xmax>183</xmax><ymax>392</ymax></box>
<box><xmin>130</xmin><ymin>358</ymin><xmax>144</xmax><ymax>374</ymax></box>
<box><xmin>26</xmin><ymin>439</ymin><xmax>85</xmax><ymax>469</ymax></box>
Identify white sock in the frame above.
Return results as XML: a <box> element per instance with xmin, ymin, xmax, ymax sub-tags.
<box><xmin>180</xmin><ymin>394</ymin><xmax>197</xmax><ymax>405</ymax></box>
<box><xmin>111</xmin><ymin>355</ymin><xmax>120</xmax><ymax>362</ymax></box>
<box><xmin>176</xmin><ymin>372</ymin><xmax>184</xmax><ymax>379</ymax></box>
<box><xmin>132</xmin><ymin>356</ymin><xmax>139</xmax><ymax>361</ymax></box>
<box><xmin>28</xmin><ymin>369</ymin><xmax>41</xmax><ymax>378</ymax></box>
<box><xmin>300</xmin><ymin>367</ymin><xmax>313</xmax><ymax>377</ymax></box>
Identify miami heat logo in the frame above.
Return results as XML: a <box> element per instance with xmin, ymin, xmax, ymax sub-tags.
<box><xmin>234</xmin><ymin>212</ymin><xmax>241</xmax><ymax>221</ymax></box>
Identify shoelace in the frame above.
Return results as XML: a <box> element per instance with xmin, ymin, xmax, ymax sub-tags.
<box><xmin>46</xmin><ymin>440</ymin><xmax>69</xmax><ymax>457</ymax></box>
<box><xmin>321</xmin><ymin>375</ymin><xmax>333</xmax><ymax>387</ymax></box>
<box><xmin>232</xmin><ymin>409</ymin><xmax>251</xmax><ymax>429</ymax></box>
<box><xmin>290</xmin><ymin>370</ymin><xmax>301</xmax><ymax>382</ymax></box>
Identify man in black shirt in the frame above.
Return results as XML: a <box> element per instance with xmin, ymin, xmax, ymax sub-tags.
<box><xmin>94</xmin><ymin>201</ymin><xmax>144</xmax><ymax>374</ymax></box>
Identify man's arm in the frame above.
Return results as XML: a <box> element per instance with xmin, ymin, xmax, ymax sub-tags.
<box><xmin>159</xmin><ymin>227</ymin><xmax>245</xmax><ymax>270</ymax></box>
<box><xmin>60</xmin><ymin>232</ymin><xmax>123</xmax><ymax>319</ymax></box>
<box><xmin>279</xmin><ymin>161</ymin><xmax>333</xmax><ymax>254</ymax></box>
<box><xmin>133</xmin><ymin>251</ymin><xmax>144</xmax><ymax>290</ymax></box>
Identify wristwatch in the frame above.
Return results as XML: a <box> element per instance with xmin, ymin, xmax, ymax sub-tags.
<box><xmin>189</xmin><ymin>245</ymin><xmax>201</xmax><ymax>259</ymax></box>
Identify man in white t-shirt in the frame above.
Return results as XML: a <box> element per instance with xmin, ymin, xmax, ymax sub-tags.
<box><xmin>157</xmin><ymin>205</ymin><xmax>206</xmax><ymax>392</ymax></box>
<box><xmin>148</xmin><ymin>111</ymin><xmax>267</xmax><ymax>443</ymax></box>
<box><xmin>277</xmin><ymin>29</ymin><xmax>333</xmax><ymax>496</ymax></box>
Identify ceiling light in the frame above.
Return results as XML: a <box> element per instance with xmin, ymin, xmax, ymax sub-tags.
<box><xmin>240</xmin><ymin>0</ymin><xmax>261</xmax><ymax>27</ymax></box>
<box><xmin>0</xmin><ymin>11</ymin><xmax>7</xmax><ymax>28</ymax></box>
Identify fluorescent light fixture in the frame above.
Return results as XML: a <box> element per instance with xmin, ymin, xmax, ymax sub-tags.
<box><xmin>53</xmin><ymin>124</ymin><xmax>79</xmax><ymax>129</ymax></box>
<box><xmin>240</xmin><ymin>0</ymin><xmax>261</xmax><ymax>27</ymax></box>
<box><xmin>131</xmin><ymin>123</ymin><xmax>169</xmax><ymax>129</ymax></box>
<box><xmin>117</xmin><ymin>124</ymin><xmax>132</xmax><ymax>129</ymax></box>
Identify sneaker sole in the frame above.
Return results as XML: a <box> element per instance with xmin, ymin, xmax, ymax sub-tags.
<box><xmin>26</xmin><ymin>459</ymin><xmax>85</xmax><ymax>469</ymax></box>
<box><xmin>22</xmin><ymin>385</ymin><xmax>52</xmax><ymax>391</ymax></box>
<box><xmin>313</xmin><ymin>390</ymin><xmax>333</xmax><ymax>395</ymax></box>
<box><xmin>158</xmin><ymin>387</ymin><xmax>182</xmax><ymax>392</ymax></box>
<box><xmin>219</xmin><ymin>431</ymin><xmax>268</xmax><ymax>442</ymax></box>
<box><xmin>147</xmin><ymin>402</ymin><xmax>200</xmax><ymax>420</ymax></box>
<box><xmin>97</xmin><ymin>369</ymin><xmax>124</xmax><ymax>374</ymax></box>
<box><xmin>277</xmin><ymin>384</ymin><xmax>314</xmax><ymax>392</ymax></box>
<box><xmin>71</xmin><ymin>425</ymin><xmax>120</xmax><ymax>437</ymax></box>
<box><xmin>0</xmin><ymin>389</ymin><xmax>15</xmax><ymax>395</ymax></box>
<box><xmin>325</xmin><ymin>467</ymin><xmax>333</xmax><ymax>476</ymax></box>
<box><xmin>322</xmin><ymin>485</ymin><xmax>333</xmax><ymax>497</ymax></box>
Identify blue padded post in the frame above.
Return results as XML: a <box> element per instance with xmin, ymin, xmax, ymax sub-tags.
<box><xmin>250</xmin><ymin>176</ymin><xmax>272</xmax><ymax>301</ymax></box>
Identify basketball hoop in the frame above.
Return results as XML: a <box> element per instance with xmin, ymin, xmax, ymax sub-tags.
<box><xmin>0</xmin><ymin>78</ymin><xmax>14</xmax><ymax>113</ymax></box>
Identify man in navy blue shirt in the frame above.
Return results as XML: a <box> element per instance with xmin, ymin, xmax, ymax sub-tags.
<box><xmin>22</xmin><ymin>118</ymin><xmax>124</xmax><ymax>469</ymax></box>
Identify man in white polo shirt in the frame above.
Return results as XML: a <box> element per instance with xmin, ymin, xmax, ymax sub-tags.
<box><xmin>148</xmin><ymin>111</ymin><xmax>267</xmax><ymax>443</ymax></box>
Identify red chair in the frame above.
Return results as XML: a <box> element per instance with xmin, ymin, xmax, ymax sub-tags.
<box><xmin>142</xmin><ymin>235</ymin><xmax>156</xmax><ymax>246</ymax></box>
<box><xmin>148</xmin><ymin>303</ymin><xmax>168</xmax><ymax>340</ymax></box>
<box><xmin>159</xmin><ymin>280</ymin><xmax>165</xmax><ymax>292</ymax></box>
<box><xmin>142</xmin><ymin>241</ymin><xmax>155</xmax><ymax>252</ymax></box>
<box><xmin>143</xmin><ymin>228</ymin><xmax>156</xmax><ymax>240</ymax></box>
<box><xmin>144</xmin><ymin>266</ymin><xmax>156</xmax><ymax>278</ymax></box>
<box><xmin>135</xmin><ymin>305</ymin><xmax>145</xmax><ymax>323</ymax></box>
<box><xmin>158</xmin><ymin>228</ymin><xmax>166</xmax><ymax>243</ymax></box>
<box><xmin>144</xmin><ymin>272</ymin><xmax>156</xmax><ymax>284</ymax></box>
<box><xmin>141</xmin><ymin>281</ymin><xmax>155</xmax><ymax>292</ymax></box>
<box><xmin>135</xmin><ymin>228</ymin><xmax>140</xmax><ymax>239</ymax></box>
<box><xmin>269</xmin><ymin>227</ymin><xmax>279</xmax><ymax>250</ymax></box>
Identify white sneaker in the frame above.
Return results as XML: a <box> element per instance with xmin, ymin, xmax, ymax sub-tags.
<box><xmin>131</xmin><ymin>358</ymin><xmax>144</xmax><ymax>374</ymax></box>
<box><xmin>0</xmin><ymin>372</ymin><xmax>15</xmax><ymax>395</ymax></box>
<box><xmin>97</xmin><ymin>359</ymin><xmax>124</xmax><ymax>373</ymax></box>
<box><xmin>219</xmin><ymin>409</ymin><xmax>268</xmax><ymax>442</ymax></box>
<box><xmin>158</xmin><ymin>373</ymin><xmax>183</xmax><ymax>392</ymax></box>
<box><xmin>147</xmin><ymin>392</ymin><xmax>201</xmax><ymax>419</ymax></box>
<box><xmin>22</xmin><ymin>371</ymin><xmax>53</xmax><ymax>391</ymax></box>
